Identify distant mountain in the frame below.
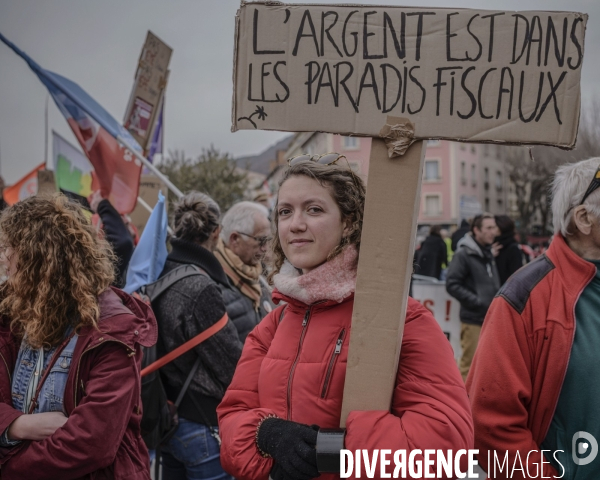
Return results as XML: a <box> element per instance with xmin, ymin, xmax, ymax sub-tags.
<box><xmin>234</xmin><ymin>135</ymin><xmax>294</xmax><ymax>175</ymax></box>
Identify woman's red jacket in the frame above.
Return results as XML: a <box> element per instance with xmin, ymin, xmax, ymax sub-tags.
<box><xmin>0</xmin><ymin>287</ymin><xmax>157</xmax><ymax>479</ymax></box>
<box><xmin>217</xmin><ymin>291</ymin><xmax>473</xmax><ymax>480</ymax></box>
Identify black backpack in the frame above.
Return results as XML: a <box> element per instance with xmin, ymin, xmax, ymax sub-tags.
<box><xmin>137</xmin><ymin>264</ymin><xmax>208</xmax><ymax>450</ymax></box>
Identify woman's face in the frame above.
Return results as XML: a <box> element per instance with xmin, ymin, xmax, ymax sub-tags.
<box><xmin>277</xmin><ymin>175</ymin><xmax>347</xmax><ymax>274</ymax></box>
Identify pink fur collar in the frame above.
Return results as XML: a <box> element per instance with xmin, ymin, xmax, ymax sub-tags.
<box><xmin>273</xmin><ymin>246</ymin><xmax>358</xmax><ymax>304</ymax></box>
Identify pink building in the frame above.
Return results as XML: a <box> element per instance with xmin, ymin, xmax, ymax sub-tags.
<box><xmin>284</xmin><ymin>133</ymin><xmax>372</xmax><ymax>178</ymax></box>
<box><xmin>284</xmin><ymin>133</ymin><xmax>506</xmax><ymax>226</ymax></box>
<box><xmin>420</xmin><ymin>140</ymin><xmax>482</xmax><ymax>225</ymax></box>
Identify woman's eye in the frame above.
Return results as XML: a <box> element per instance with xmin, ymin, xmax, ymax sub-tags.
<box><xmin>278</xmin><ymin>208</ymin><xmax>291</xmax><ymax>216</ymax></box>
<box><xmin>308</xmin><ymin>206</ymin><xmax>323</xmax><ymax>214</ymax></box>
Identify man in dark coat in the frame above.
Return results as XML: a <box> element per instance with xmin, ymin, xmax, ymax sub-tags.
<box><xmin>415</xmin><ymin>225</ymin><xmax>447</xmax><ymax>280</ymax></box>
<box><xmin>446</xmin><ymin>213</ymin><xmax>500</xmax><ymax>381</ymax></box>
<box><xmin>494</xmin><ymin>215</ymin><xmax>524</xmax><ymax>285</ymax></box>
<box><xmin>451</xmin><ymin>219</ymin><xmax>471</xmax><ymax>252</ymax></box>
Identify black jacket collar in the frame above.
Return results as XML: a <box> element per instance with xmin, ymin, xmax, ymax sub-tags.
<box><xmin>168</xmin><ymin>238</ymin><xmax>230</xmax><ymax>287</ymax></box>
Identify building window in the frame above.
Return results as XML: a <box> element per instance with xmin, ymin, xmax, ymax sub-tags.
<box><xmin>424</xmin><ymin>160</ymin><xmax>440</xmax><ymax>181</ymax></box>
<box><xmin>471</xmin><ymin>145</ymin><xmax>477</xmax><ymax>154</ymax></box>
<box><xmin>496</xmin><ymin>171</ymin><xmax>503</xmax><ymax>191</ymax></box>
<box><xmin>461</xmin><ymin>162</ymin><xmax>466</xmax><ymax>185</ymax></box>
<box><xmin>471</xmin><ymin>164</ymin><xmax>477</xmax><ymax>187</ymax></box>
<box><xmin>484</xmin><ymin>167</ymin><xmax>489</xmax><ymax>191</ymax></box>
<box><xmin>424</xmin><ymin>195</ymin><xmax>441</xmax><ymax>216</ymax></box>
<box><xmin>484</xmin><ymin>145</ymin><xmax>489</xmax><ymax>157</ymax></box>
<box><xmin>460</xmin><ymin>143</ymin><xmax>467</xmax><ymax>151</ymax></box>
<box><xmin>485</xmin><ymin>198</ymin><xmax>490</xmax><ymax>211</ymax></box>
<box><xmin>342</xmin><ymin>136</ymin><xmax>359</xmax><ymax>150</ymax></box>
<box><xmin>427</xmin><ymin>139</ymin><xmax>440</xmax><ymax>147</ymax></box>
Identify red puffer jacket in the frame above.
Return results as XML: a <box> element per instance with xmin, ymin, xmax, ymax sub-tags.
<box><xmin>217</xmin><ymin>290</ymin><xmax>473</xmax><ymax>480</ymax></box>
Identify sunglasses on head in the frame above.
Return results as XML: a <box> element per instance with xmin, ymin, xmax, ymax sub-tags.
<box><xmin>287</xmin><ymin>152</ymin><xmax>348</xmax><ymax>167</ymax></box>
<box><xmin>579</xmin><ymin>164</ymin><xmax>600</xmax><ymax>206</ymax></box>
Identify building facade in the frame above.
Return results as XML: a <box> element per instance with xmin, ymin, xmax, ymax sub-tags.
<box><xmin>282</xmin><ymin>132</ymin><xmax>511</xmax><ymax>227</ymax></box>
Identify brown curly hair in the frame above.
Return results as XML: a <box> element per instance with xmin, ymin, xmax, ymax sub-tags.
<box><xmin>268</xmin><ymin>161</ymin><xmax>366</xmax><ymax>283</ymax></box>
<box><xmin>0</xmin><ymin>194</ymin><xmax>116</xmax><ymax>348</ymax></box>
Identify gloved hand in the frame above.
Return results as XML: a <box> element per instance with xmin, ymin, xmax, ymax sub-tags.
<box><xmin>258</xmin><ymin>418</ymin><xmax>320</xmax><ymax>480</ymax></box>
<box><xmin>270</xmin><ymin>462</ymin><xmax>285</xmax><ymax>480</ymax></box>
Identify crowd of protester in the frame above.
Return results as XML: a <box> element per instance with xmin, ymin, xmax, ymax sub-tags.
<box><xmin>0</xmin><ymin>155</ymin><xmax>597</xmax><ymax>479</ymax></box>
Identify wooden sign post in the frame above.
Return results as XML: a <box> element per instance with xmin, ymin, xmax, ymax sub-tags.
<box><xmin>340</xmin><ymin>135</ymin><xmax>426</xmax><ymax>423</ymax></box>
<box><xmin>232</xmin><ymin>2</ymin><xmax>587</xmax><ymax>424</ymax></box>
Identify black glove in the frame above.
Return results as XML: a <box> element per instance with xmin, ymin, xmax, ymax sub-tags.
<box><xmin>270</xmin><ymin>462</ymin><xmax>286</xmax><ymax>480</ymax></box>
<box><xmin>258</xmin><ymin>418</ymin><xmax>320</xmax><ymax>480</ymax></box>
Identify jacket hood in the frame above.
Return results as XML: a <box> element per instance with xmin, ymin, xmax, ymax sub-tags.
<box><xmin>82</xmin><ymin>287</ymin><xmax>157</xmax><ymax>350</ymax></box>
<box><xmin>272</xmin><ymin>245</ymin><xmax>358</xmax><ymax>306</ymax></box>
<box><xmin>457</xmin><ymin>233</ymin><xmax>485</xmax><ymax>258</ymax></box>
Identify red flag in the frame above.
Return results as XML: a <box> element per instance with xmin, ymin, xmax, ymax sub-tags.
<box><xmin>0</xmin><ymin>32</ymin><xmax>142</xmax><ymax>213</ymax></box>
<box><xmin>66</xmin><ymin>115</ymin><xmax>141</xmax><ymax>213</ymax></box>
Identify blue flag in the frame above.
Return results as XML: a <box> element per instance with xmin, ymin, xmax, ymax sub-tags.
<box><xmin>124</xmin><ymin>191</ymin><xmax>168</xmax><ymax>294</ymax></box>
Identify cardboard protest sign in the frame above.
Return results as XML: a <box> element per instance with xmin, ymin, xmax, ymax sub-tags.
<box><xmin>124</xmin><ymin>31</ymin><xmax>172</xmax><ymax>150</ymax></box>
<box><xmin>232</xmin><ymin>2</ymin><xmax>586</xmax><ymax>427</ymax></box>
<box><xmin>233</xmin><ymin>3</ymin><xmax>587</xmax><ymax>148</ymax></box>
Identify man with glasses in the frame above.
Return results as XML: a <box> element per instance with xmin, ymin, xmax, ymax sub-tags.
<box><xmin>468</xmin><ymin>158</ymin><xmax>600</xmax><ymax>479</ymax></box>
<box><xmin>215</xmin><ymin>201</ymin><xmax>274</xmax><ymax>343</ymax></box>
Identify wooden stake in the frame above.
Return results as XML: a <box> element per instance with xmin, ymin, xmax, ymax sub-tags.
<box><xmin>340</xmin><ymin>137</ymin><xmax>426</xmax><ymax>426</ymax></box>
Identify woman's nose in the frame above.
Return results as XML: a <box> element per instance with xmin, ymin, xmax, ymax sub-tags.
<box><xmin>289</xmin><ymin>212</ymin><xmax>306</xmax><ymax>232</ymax></box>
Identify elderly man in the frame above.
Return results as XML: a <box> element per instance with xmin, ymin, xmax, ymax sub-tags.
<box><xmin>215</xmin><ymin>201</ymin><xmax>274</xmax><ymax>342</ymax></box>
<box><xmin>468</xmin><ymin>158</ymin><xmax>600</xmax><ymax>479</ymax></box>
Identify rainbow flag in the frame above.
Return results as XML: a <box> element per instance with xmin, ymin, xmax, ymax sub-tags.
<box><xmin>52</xmin><ymin>131</ymin><xmax>93</xmax><ymax>202</ymax></box>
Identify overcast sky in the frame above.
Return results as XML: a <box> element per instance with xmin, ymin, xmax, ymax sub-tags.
<box><xmin>0</xmin><ymin>0</ymin><xmax>599</xmax><ymax>184</ymax></box>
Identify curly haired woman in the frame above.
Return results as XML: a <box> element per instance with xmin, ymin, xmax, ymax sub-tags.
<box><xmin>217</xmin><ymin>156</ymin><xmax>473</xmax><ymax>480</ymax></box>
<box><xmin>0</xmin><ymin>195</ymin><xmax>156</xmax><ymax>479</ymax></box>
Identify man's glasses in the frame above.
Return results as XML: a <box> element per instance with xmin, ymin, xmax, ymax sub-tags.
<box><xmin>579</xmin><ymin>164</ymin><xmax>600</xmax><ymax>206</ymax></box>
<box><xmin>288</xmin><ymin>152</ymin><xmax>348</xmax><ymax>167</ymax></box>
<box><xmin>237</xmin><ymin>232</ymin><xmax>271</xmax><ymax>247</ymax></box>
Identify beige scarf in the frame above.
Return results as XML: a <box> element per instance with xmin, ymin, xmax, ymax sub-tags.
<box><xmin>215</xmin><ymin>238</ymin><xmax>262</xmax><ymax>309</ymax></box>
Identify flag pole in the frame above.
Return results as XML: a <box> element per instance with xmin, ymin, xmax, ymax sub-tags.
<box><xmin>116</xmin><ymin>135</ymin><xmax>183</xmax><ymax>199</ymax></box>
<box><xmin>44</xmin><ymin>94</ymin><xmax>49</xmax><ymax>167</ymax></box>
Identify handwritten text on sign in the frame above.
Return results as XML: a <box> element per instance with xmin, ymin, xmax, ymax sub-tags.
<box><xmin>233</xmin><ymin>4</ymin><xmax>587</xmax><ymax>147</ymax></box>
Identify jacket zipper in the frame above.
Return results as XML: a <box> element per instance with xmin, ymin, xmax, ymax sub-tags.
<box><xmin>286</xmin><ymin>308</ymin><xmax>312</xmax><ymax>420</ymax></box>
<box><xmin>74</xmin><ymin>339</ymin><xmax>136</xmax><ymax>407</ymax></box>
<box><xmin>321</xmin><ymin>329</ymin><xmax>345</xmax><ymax>399</ymax></box>
<box><xmin>541</xmin><ymin>271</ymin><xmax>594</xmax><ymax>441</ymax></box>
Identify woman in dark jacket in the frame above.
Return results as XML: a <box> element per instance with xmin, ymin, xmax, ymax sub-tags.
<box><xmin>415</xmin><ymin>225</ymin><xmax>448</xmax><ymax>280</ymax></box>
<box><xmin>494</xmin><ymin>215</ymin><xmax>524</xmax><ymax>285</ymax></box>
<box><xmin>0</xmin><ymin>194</ymin><xmax>155</xmax><ymax>479</ymax></box>
<box><xmin>152</xmin><ymin>191</ymin><xmax>243</xmax><ymax>480</ymax></box>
